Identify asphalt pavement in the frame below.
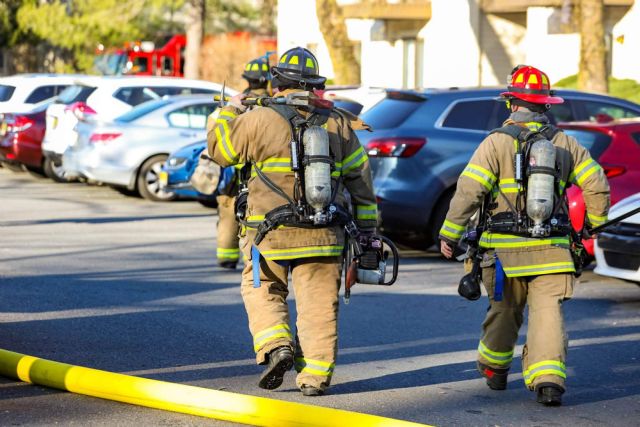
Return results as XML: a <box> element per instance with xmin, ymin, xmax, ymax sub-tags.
<box><xmin>1</xmin><ymin>166</ymin><xmax>639</xmax><ymax>426</ymax></box>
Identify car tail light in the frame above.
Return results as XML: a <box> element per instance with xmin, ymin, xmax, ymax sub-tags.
<box><xmin>65</xmin><ymin>102</ymin><xmax>97</xmax><ymax>121</ymax></box>
<box><xmin>89</xmin><ymin>132</ymin><xmax>122</xmax><ymax>143</ymax></box>
<box><xmin>602</xmin><ymin>164</ymin><xmax>626</xmax><ymax>178</ymax></box>
<box><xmin>7</xmin><ymin>115</ymin><xmax>34</xmax><ymax>133</ymax></box>
<box><xmin>365</xmin><ymin>137</ymin><xmax>426</xmax><ymax>158</ymax></box>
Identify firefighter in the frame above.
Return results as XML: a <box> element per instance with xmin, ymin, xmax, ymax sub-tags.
<box><xmin>207</xmin><ymin>47</ymin><xmax>376</xmax><ymax>396</ymax></box>
<box><xmin>440</xmin><ymin>65</ymin><xmax>610</xmax><ymax>406</ymax></box>
<box><xmin>215</xmin><ymin>57</ymin><xmax>272</xmax><ymax>269</ymax></box>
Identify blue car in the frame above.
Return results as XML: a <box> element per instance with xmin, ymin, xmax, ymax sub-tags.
<box><xmin>161</xmin><ymin>140</ymin><xmax>218</xmax><ymax>207</ymax></box>
<box><xmin>356</xmin><ymin>88</ymin><xmax>640</xmax><ymax>248</ymax></box>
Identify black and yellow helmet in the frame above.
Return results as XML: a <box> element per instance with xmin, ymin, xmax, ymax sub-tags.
<box><xmin>242</xmin><ymin>57</ymin><xmax>271</xmax><ymax>83</ymax></box>
<box><xmin>271</xmin><ymin>47</ymin><xmax>326</xmax><ymax>88</ymax></box>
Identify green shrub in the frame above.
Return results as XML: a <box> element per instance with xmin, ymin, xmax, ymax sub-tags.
<box><xmin>554</xmin><ymin>74</ymin><xmax>640</xmax><ymax>104</ymax></box>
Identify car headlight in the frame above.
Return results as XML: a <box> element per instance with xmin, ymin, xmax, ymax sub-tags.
<box><xmin>165</xmin><ymin>156</ymin><xmax>188</xmax><ymax>169</ymax></box>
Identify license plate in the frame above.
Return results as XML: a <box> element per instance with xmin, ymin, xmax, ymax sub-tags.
<box><xmin>159</xmin><ymin>171</ymin><xmax>168</xmax><ymax>187</ymax></box>
<box><xmin>51</xmin><ymin>116</ymin><xmax>58</xmax><ymax>129</ymax></box>
<box><xmin>0</xmin><ymin>122</ymin><xmax>6</xmax><ymax>136</ymax></box>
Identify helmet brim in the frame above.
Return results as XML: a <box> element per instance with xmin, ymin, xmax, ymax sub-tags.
<box><xmin>272</xmin><ymin>67</ymin><xmax>327</xmax><ymax>86</ymax></box>
<box><xmin>500</xmin><ymin>91</ymin><xmax>564</xmax><ymax>105</ymax></box>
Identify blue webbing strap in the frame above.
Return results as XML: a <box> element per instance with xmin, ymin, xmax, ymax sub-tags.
<box><xmin>494</xmin><ymin>256</ymin><xmax>505</xmax><ymax>302</ymax></box>
<box><xmin>252</xmin><ymin>245</ymin><xmax>261</xmax><ymax>288</ymax></box>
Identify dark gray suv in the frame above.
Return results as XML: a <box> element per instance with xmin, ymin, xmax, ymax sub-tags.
<box><xmin>356</xmin><ymin>88</ymin><xmax>640</xmax><ymax>248</ymax></box>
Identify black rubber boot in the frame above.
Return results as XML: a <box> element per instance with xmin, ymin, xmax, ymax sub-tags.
<box><xmin>258</xmin><ymin>346</ymin><xmax>293</xmax><ymax>390</ymax></box>
<box><xmin>301</xmin><ymin>385</ymin><xmax>324</xmax><ymax>396</ymax></box>
<box><xmin>536</xmin><ymin>383</ymin><xmax>564</xmax><ymax>406</ymax></box>
<box><xmin>477</xmin><ymin>361</ymin><xmax>509</xmax><ymax>390</ymax></box>
<box><xmin>219</xmin><ymin>261</ymin><xmax>237</xmax><ymax>270</ymax></box>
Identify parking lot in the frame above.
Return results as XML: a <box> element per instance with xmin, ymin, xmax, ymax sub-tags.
<box><xmin>1</xmin><ymin>166</ymin><xmax>639</xmax><ymax>426</ymax></box>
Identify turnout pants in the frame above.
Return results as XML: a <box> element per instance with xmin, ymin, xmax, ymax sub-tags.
<box><xmin>478</xmin><ymin>262</ymin><xmax>574</xmax><ymax>390</ymax></box>
<box><xmin>240</xmin><ymin>254</ymin><xmax>341</xmax><ymax>391</ymax></box>
<box><xmin>216</xmin><ymin>195</ymin><xmax>240</xmax><ymax>264</ymax></box>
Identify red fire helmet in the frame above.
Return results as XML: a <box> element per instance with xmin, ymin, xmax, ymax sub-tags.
<box><xmin>500</xmin><ymin>65</ymin><xmax>564</xmax><ymax>105</ymax></box>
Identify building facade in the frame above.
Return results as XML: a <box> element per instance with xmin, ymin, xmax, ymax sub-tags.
<box><xmin>278</xmin><ymin>0</ymin><xmax>639</xmax><ymax>88</ymax></box>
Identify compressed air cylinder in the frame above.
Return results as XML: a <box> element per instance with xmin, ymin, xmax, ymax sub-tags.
<box><xmin>302</xmin><ymin>126</ymin><xmax>332</xmax><ymax>212</ymax></box>
<box><xmin>527</xmin><ymin>138</ymin><xmax>556</xmax><ymax>237</ymax></box>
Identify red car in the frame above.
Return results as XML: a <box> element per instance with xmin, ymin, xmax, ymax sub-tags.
<box><xmin>560</xmin><ymin>119</ymin><xmax>640</xmax><ymax>256</ymax></box>
<box><xmin>0</xmin><ymin>102</ymin><xmax>55</xmax><ymax>177</ymax></box>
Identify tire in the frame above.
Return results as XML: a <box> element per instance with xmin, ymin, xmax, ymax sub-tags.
<box><xmin>42</xmin><ymin>157</ymin><xmax>68</xmax><ymax>183</ymax></box>
<box><xmin>427</xmin><ymin>189</ymin><xmax>455</xmax><ymax>249</ymax></box>
<box><xmin>136</xmin><ymin>155</ymin><xmax>176</xmax><ymax>202</ymax></box>
<box><xmin>25</xmin><ymin>165</ymin><xmax>47</xmax><ymax>178</ymax></box>
<box><xmin>198</xmin><ymin>198</ymin><xmax>218</xmax><ymax>209</ymax></box>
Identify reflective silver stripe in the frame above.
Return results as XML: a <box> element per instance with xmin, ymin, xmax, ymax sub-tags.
<box><xmin>295</xmin><ymin>357</ymin><xmax>334</xmax><ymax>376</ymax></box>
<box><xmin>523</xmin><ymin>363</ymin><xmax>566</xmax><ymax>385</ymax></box>
<box><xmin>342</xmin><ymin>147</ymin><xmax>367</xmax><ymax>174</ymax></box>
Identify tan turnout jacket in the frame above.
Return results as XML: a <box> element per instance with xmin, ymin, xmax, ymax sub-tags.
<box><xmin>440</xmin><ymin>120</ymin><xmax>610</xmax><ymax>277</ymax></box>
<box><xmin>207</xmin><ymin>89</ymin><xmax>377</xmax><ymax>261</ymax></box>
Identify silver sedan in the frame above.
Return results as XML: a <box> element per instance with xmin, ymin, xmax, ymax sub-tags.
<box><xmin>63</xmin><ymin>95</ymin><xmax>217</xmax><ymax>201</ymax></box>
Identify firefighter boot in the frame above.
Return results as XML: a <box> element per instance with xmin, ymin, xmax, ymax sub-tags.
<box><xmin>300</xmin><ymin>385</ymin><xmax>324</xmax><ymax>397</ymax></box>
<box><xmin>536</xmin><ymin>383</ymin><xmax>564</xmax><ymax>406</ymax></box>
<box><xmin>218</xmin><ymin>260</ymin><xmax>237</xmax><ymax>270</ymax></box>
<box><xmin>258</xmin><ymin>346</ymin><xmax>294</xmax><ymax>390</ymax></box>
<box><xmin>477</xmin><ymin>361</ymin><xmax>509</xmax><ymax>390</ymax></box>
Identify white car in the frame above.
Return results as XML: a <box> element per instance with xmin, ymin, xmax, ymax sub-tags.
<box><xmin>41</xmin><ymin>76</ymin><xmax>230</xmax><ymax>181</ymax></box>
<box><xmin>594</xmin><ymin>192</ymin><xmax>640</xmax><ymax>284</ymax></box>
<box><xmin>0</xmin><ymin>74</ymin><xmax>82</xmax><ymax>114</ymax></box>
<box><xmin>322</xmin><ymin>86</ymin><xmax>386</xmax><ymax>113</ymax></box>
<box><xmin>64</xmin><ymin>96</ymin><xmax>216</xmax><ymax>201</ymax></box>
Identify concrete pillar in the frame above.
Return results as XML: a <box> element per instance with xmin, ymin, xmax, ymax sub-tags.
<box><xmin>524</xmin><ymin>7</ymin><xmax>580</xmax><ymax>83</ymax></box>
<box><xmin>421</xmin><ymin>0</ymin><xmax>481</xmax><ymax>88</ymax></box>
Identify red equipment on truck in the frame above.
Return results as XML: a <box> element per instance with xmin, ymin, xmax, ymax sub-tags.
<box><xmin>95</xmin><ymin>35</ymin><xmax>186</xmax><ymax>77</ymax></box>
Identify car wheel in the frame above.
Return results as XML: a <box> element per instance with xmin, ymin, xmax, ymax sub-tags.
<box><xmin>427</xmin><ymin>189</ymin><xmax>455</xmax><ymax>249</ymax></box>
<box><xmin>198</xmin><ymin>198</ymin><xmax>218</xmax><ymax>209</ymax></box>
<box><xmin>137</xmin><ymin>155</ymin><xmax>176</xmax><ymax>202</ymax></box>
<box><xmin>43</xmin><ymin>157</ymin><xmax>68</xmax><ymax>183</ymax></box>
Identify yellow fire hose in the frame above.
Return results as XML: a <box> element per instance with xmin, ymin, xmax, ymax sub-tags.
<box><xmin>0</xmin><ymin>349</ymin><xmax>431</xmax><ymax>427</ymax></box>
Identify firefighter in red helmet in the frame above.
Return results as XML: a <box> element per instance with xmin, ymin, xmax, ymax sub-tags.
<box><xmin>440</xmin><ymin>65</ymin><xmax>609</xmax><ymax>406</ymax></box>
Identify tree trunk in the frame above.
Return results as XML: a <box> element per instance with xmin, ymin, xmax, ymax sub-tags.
<box><xmin>316</xmin><ymin>0</ymin><xmax>360</xmax><ymax>85</ymax></box>
<box><xmin>578</xmin><ymin>0</ymin><xmax>608</xmax><ymax>93</ymax></box>
<box><xmin>260</xmin><ymin>0</ymin><xmax>277</xmax><ymax>35</ymax></box>
<box><xmin>184</xmin><ymin>0</ymin><xmax>205</xmax><ymax>79</ymax></box>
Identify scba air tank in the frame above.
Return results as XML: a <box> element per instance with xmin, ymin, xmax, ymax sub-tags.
<box><xmin>526</xmin><ymin>138</ymin><xmax>556</xmax><ymax>237</ymax></box>
<box><xmin>302</xmin><ymin>126</ymin><xmax>332</xmax><ymax>218</ymax></box>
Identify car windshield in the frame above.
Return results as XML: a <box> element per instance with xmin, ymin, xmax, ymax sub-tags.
<box><xmin>0</xmin><ymin>84</ymin><xmax>16</xmax><ymax>102</ymax></box>
<box><xmin>57</xmin><ymin>85</ymin><xmax>97</xmax><ymax>104</ymax></box>
<box><xmin>361</xmin><ymin>94</ymin><xmax>426</xmax><ymax>129</ymax></box>
<box><xmin>115</xmin><ymin>99</ymin><xmax>173</xmax><ymax>123</ymax></box>
<box><xmin>95</xmin><ymin>52</ymin><xmax>128</xmax><ymax>76</ymax></box>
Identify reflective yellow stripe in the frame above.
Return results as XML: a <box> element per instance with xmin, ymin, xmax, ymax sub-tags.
<box><xmin>217</xmin><ymin>248</ymin><xmax>240</xmax><ymax>260</ymax></box>
<box><xmin>215</xmin><ymin>119</ymin><xmax>238</xmax><ymax>163</ymax></box>
<box><xmin>525</xmin><ymin>121</ymin><xmax>542</xmax><ymax>131</ymax></box>
<box><xmin>259</xmin><ymin>245</ymin><xmax>343</xmax><ymax>260</ymax></box>
<box><xmin>342</xmin><ymin>147</ymin><xmax>367</xmax><ymax>174</ymax></box>
<box><xmin>252</xmin><ymin>157</ymin><xmax>292</xmax><ymax>175</ymax></box>
<box><xmin>219</xmin><ymin>110</ymin><xmax>237</xmax><ymax>120</ymax></box>
<box><xmin>440</xmin><ymin>219</ymin><xmax>465</xmax><ymax>240</ymax></box>
<box><xmin>498</xmin><ymin>178</ymin><xmax>520</xmax><ymax>194</ymax></box>
<box><xmin>587</xmin><ymin>212</ymin><xmax>607</xmax><ymax>225</ymax></box>
<box><xmin>570</xmin><ymin>158</ymin><xmax>602</xmax><ymax>186</ymax></box>
<box><xmin>356</xmin><ymin>204</ymin><xmax>377</xmax><ymax>220</ymax></box>
<box><xmin>253</xmin><ymin>324</ymin><xmax>292</xmax><ymax>352</ymax></box>
<box><xmin>478</xmin><ymin>341</ymin><xmax>513</xmax><ymax>366</ymax></box>
<box><xmin>479</xmin><ymin>233</ymin><xmax>570</xmax><ymax>249</ymax></box>
<box><xmin>502</xmin><ymin>262</ymin><xmax>575</xmax><ymax>277</ymax></box>
<box><xmin>462</xmin><ymin>164</ymin><xmax>496</xmax><ymax>191</ymax></box>
<box><xmin>523</xmin><ymin>360</ymin><xmax>566</xmax><ymax>385</ymax></box>
<box><xmin>295</xmin><ymin>357</ymin><xmax>334</xmax><ymax>377</ymax></box>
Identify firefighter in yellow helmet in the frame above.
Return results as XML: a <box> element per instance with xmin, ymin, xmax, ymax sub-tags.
<box><xmin>214</xmin><ymin>57</ymin><xmax>272</xmax><ymax>269</ymax></box>
<box><xmin>207</xmin><ymin>47</ymin><xmax>376</xmax><ymax>396</ymax></box>
<box><xmin>440</xmin><ymin>65</ymin><xmax>610</xmax><ymax>406</ymax></box>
